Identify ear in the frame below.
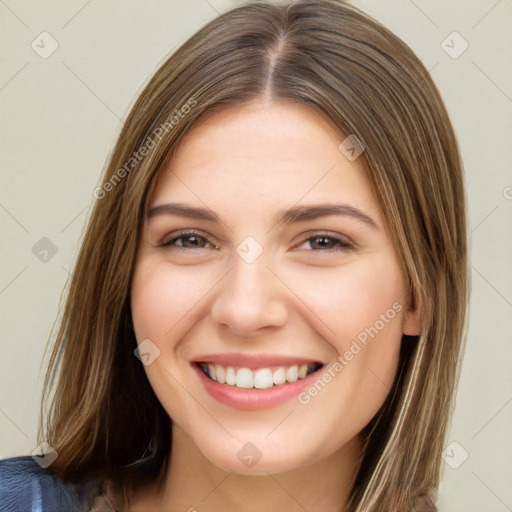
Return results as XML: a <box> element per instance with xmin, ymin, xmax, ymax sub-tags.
<box><xmin>402</xmin><ymin>292</ymin><xmax>422</xmax><ymax>336</ymax></box>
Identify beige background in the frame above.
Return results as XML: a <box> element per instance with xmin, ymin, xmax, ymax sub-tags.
<box><xmin>1</xmin><ymin>1</ymin><xmax>511</xmax><ymax>510</ymax></box>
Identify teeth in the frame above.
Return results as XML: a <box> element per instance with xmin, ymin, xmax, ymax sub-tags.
<box><xmin>272</xmin><ymin>367</ymin><xmax>286</xmax><ymax>385</ymax></box>
<box><xmin>215</xmin><ymin>364</ymin><xmax>226</xmax><ymax>384</ymax></box>
<box><xmin>254</xmin><ymin>368</ymin><xmax>273</xmax><ymax>389</ymax></box>
<box><xmin>286</xmin><ymin>365</ymin><xmax>298</xmax><ymax>382</ymax></box>
<box><xmin>225</xmin><ymin>366</ymin><xmax>236</xmax><ymax>385</ymax></box>
<box><xmin>235</xmin><ymin>368</ymin><xmax>254</xmax><ymax>389</ymax></box>
<box><xmin>201</xmin><ymin>362</ymin><xmax>320</xmax><ymax>389</ymax></box>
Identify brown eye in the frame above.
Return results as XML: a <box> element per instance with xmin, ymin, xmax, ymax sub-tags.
<box><xmin>298</xmin><ymin>234</ymin><xmax>354</xmax><ymax>252</ymax></box>
<box><xmin>160</xmin><ymin>231</ymin><xmax>216</xmax><ymax>250</ymax></box>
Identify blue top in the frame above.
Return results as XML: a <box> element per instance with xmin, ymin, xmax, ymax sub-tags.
<box><xmin>0</xmin><ymin>456</ymin><xmax>105</xmax><ymax>512</ymax></box>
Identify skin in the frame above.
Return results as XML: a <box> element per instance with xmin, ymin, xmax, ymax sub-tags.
<box><xmin>128</xmin><ymin>98</ymin><xmax>421</xmax><ymax>511</ymax></box>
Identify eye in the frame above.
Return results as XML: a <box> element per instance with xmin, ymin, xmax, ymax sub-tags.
<box><xmin>159</xmin><ymin>230</ymin><xmax>217</xmax><ymax>250</ymax></box>
<box><xmin>296</xmin><ymin>234</ymin><xmax>355</xmax><ymax>253</ymax></box>
<box><xmin>158</xmin><ymin>231</ymin><xmax>354</xmax><ymax>253</ymax></box>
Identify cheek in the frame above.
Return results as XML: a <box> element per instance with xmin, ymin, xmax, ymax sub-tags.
<box><xmin>335</xmin><ymin>258</ymin><xmax>406</xmax><ymax>386</ymax></box>
<box><xmin>129</xmin><ymin>259</ymin><xmax>213</xmax><ymax>418</ymax></box>
<box><xmin>289</xmin><ymin>254</ymin><xmax>406</xmax><ymax>348</ymax></box>
<box><xmin>290</xmin><ymin>254</ymin><xmax>406</xmax><ymax>415</ymax></box>
<box><xmin>130</xmin><ymin>259</ymin><xmax>212</xmax><ymax>341</ymax></box>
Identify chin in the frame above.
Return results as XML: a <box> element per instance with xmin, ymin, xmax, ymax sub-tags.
<box><xmin>196</xmin><ymin>433</ymin><xmax>321</xmax><ymax>476</ymax></box>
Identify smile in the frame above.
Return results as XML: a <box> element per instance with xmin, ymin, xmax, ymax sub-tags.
<box><xmin>198</xmin><ymin>362</ymin><xmax>322</xmax><ymax>389</ymax></box>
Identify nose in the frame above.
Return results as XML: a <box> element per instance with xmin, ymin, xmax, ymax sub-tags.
<box><xmin>210</xmin><ymin>252</ymin><xmax>288</xmax><ymax>337</ymax></box>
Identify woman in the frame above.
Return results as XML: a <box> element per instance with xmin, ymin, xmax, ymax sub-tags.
<box><xmin>0</xmin><ymin>1</ymin><xmax>469</xmax><ymax>511</ymax></box>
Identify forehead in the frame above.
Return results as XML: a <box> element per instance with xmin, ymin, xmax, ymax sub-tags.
<box><xmin>172</xmin><ymin>99</ymin><xmax>346</xmax><ymax>164</ymax></box>
<box><xmin>148</xmin><ymin>99</ymin><xmax>381</xmax><ymax>226</ymax></box>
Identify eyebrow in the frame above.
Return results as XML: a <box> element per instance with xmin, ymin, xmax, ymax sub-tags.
<box><xmin>147</xmin><ymin>202</ymin><xmax>379</xmax><ymax>230</ymax></box>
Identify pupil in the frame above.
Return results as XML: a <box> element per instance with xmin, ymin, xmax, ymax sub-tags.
<box><xmin>314</xmin><ymin>237</ymin><xmax>330</xmax><ymax>249</ymax></box>
<box><xmin>186</xmin><ymin>236</ymin><xmax>199</xmax><ymax>247</ymax></box>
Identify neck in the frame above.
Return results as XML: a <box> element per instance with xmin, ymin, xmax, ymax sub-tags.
<box><xmin>135</xmin><ymin>424</ymin><xmax>363</xmax><ymax>512</ymax></box>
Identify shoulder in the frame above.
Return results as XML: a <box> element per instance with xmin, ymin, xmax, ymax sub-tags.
<box><xmin>0</xmin><ymin>455</ymin><xmax>98</xmax><ymax>512</ymax></box>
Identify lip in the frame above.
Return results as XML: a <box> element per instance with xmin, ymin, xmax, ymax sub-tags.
<box><xmin>192</xmin><ymin>360</ymin><xmax>324</xmax><ymax>411</ymax></box>
<box><xmin>191</xmin><ymin>352</ymin><xmax>323</xmax><ymax>369</ymax></box>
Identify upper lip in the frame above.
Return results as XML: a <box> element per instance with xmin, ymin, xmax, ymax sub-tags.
<box><xmin>191</xmin><ymin>353</ymin><xmax>323</xmax><ymax>368</ymax></box>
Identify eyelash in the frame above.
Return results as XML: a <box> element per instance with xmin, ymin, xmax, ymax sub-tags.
<box><xmin>158</xmin><ymin>230</ymin><xmax>354</xmax><ymax>253</ymax></box>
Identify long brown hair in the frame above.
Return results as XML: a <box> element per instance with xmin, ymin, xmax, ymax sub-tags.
<box><xmin>39</xmin><ymin>1</ymin><xmax>469</xmax><ymax>510</ymax></box>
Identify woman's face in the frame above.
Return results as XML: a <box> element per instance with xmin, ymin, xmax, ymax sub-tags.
<box><xmin>130</xmin><ymin>99</ymin><xmax>421</xmax><ymax>475</ymax></box>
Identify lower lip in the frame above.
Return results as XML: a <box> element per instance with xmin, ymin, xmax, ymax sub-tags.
<box><xmin>193</xmin><ymin>364</ymin><xmax>323</xmax><ymax>410</ymax></box>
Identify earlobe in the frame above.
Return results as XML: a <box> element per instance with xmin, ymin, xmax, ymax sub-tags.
<box><xmin>403</xmin><ymin>293</ymin><xmax>422</xmax><ymax>336</ymax></box>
